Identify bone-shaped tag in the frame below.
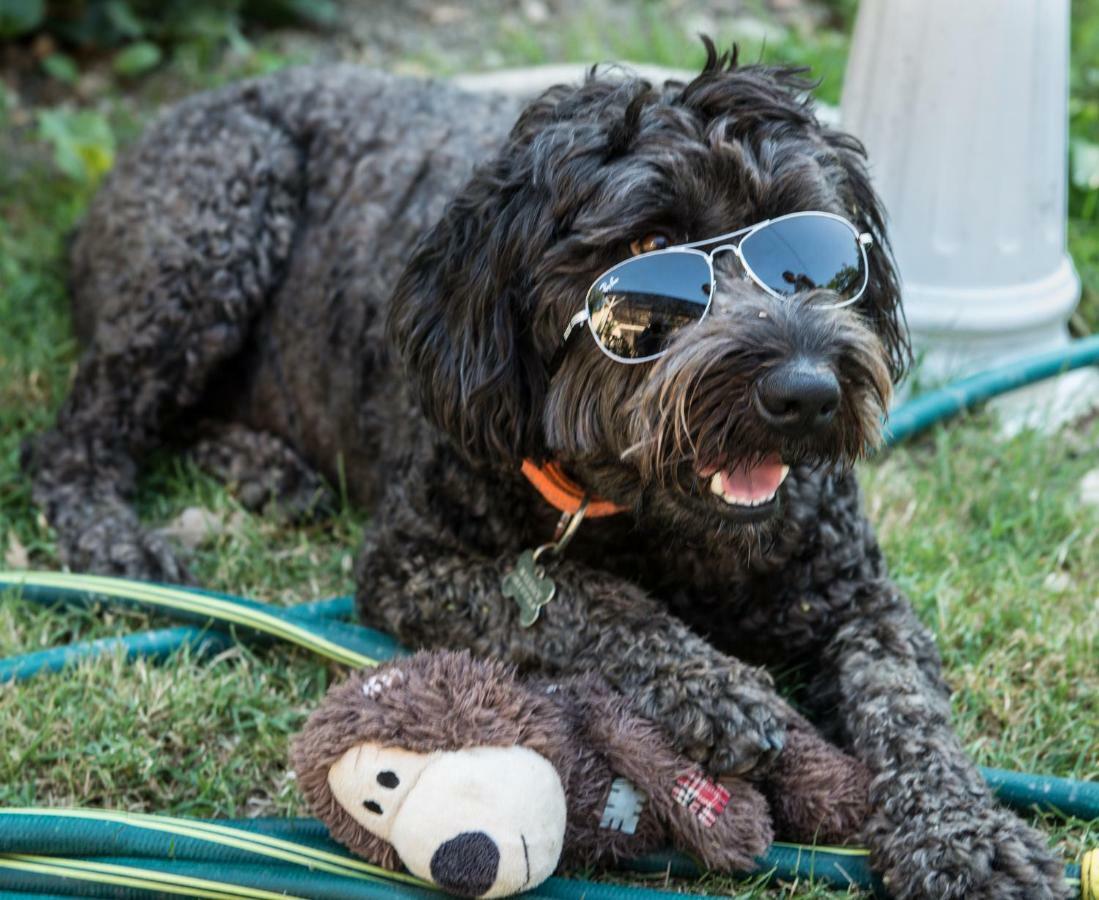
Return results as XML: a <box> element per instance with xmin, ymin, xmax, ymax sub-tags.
<box><xmin>501</xmin><ymin>549</ymin><xmax>556</xmax><ymax>627</ymax></box>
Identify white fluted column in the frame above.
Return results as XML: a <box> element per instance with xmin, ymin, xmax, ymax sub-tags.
<box><xmin>841</xmin><ymin>0</ymin><xmax>1096</xmax><ymax>430</ymax></box>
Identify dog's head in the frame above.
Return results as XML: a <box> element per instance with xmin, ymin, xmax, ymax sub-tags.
<box><xmin>390</xmin><ymin>40</ymin><xmax>907</xmax><ymax>546</ymax></box>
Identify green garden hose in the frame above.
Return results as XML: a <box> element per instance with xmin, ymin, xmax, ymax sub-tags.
<box><xmin>981</xmin><ymin>766</ymin><xmax>1099</xmax><ymax>821</ymax></box>
<box><xmin>882</xmin><ymin>333</ymin><xmax>1099</xmax><ymax>445</ymax></box>
<box><xmin>0</xmin><ymin>857</ymin><xmax>721</xmax><ymax>900</ymax></box>
<box><xmin>0</xmin><ymin>811</ymin><xmax>711</xmax><ymax>900</ymax></box>
<box><xmin>0</xmin><ymin>808</ymin><xmax>1091</xmax><ymax>898</ymax></box>
<box><xmin>0</xmin><ymin>625</ymin><xmax>235</xmax><ymax>684</ymax></box>
<box><xmin>0</xmin><ymin>571</ymin><xmax>395</xmax><ymax>669</ymax></box>
<box><xmin>0</xmin><ymin>595</ymin><xmax>354</xmax><ymax>683</ymax></box>
<box><xmin>0</xmin><ymin>573</ymin><xmax>1096</xmax><ymax>898</ymax></box>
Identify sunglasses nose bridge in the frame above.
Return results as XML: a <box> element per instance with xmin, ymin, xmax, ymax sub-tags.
<box><xmin>709</xmin><ymin>244</ymin><xmax>749</xmax><ymax>275</ymax></box>
<box><xmin>705</xmin><ymin>247</ymin><xmax>753</xmax><ymax>309</ymax></box>
<box><xmin>704</xmin><ymin>266</ymin><xmax>771</xmax><ymax>322</ymax></box>
<box><xmin>708</xmin><ymin>243</ymin><xmax>741</xmax><ymax>258</ymax></box>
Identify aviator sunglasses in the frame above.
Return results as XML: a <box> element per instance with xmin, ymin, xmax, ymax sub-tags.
<box><xmin>554</xmin><ymin>210</ymin><xmax>873</xmax><ymax>367</ymax></box>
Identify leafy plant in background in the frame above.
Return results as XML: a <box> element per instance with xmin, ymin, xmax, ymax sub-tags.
<box><xmin>1069</xmin><ymin>0</ymin><xmax>1098</xmax><ymax>329</ymax></box>
<box><xmin>36</xmin><ymin>107</ymin><xmax>114</xmax><ymax>184</ymax></box>
<box><xmin>0</xmin><ymin>0</ymin><xmax>336</xmax><ymax>77</ymax></box>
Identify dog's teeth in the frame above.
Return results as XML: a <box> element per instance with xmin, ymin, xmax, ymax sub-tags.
<box><xmin>708</xmin><ymin>464</ymin><xmax>789</xmax><ymax>507</ymax></box>
<box><xmin>708</xmin><ymin>472</ymin><xmax>779</xmax><ymax>507</ymax></box>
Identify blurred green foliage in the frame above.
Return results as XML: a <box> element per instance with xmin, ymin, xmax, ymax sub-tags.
<box><xmin>36</xmin><ymin>106</ymin><xmax>114</xmax><ymax>183</ymax></box>
<box><xmin>1069</xmin><ymin>0</ymin><xmax>1098</xmax><ymax>329</ymax></box>
<box><xmin>0</xmin><ymin>0</ymin><xmax>335</xmax><ymax>76</ymax></box>
<box><xmin>0</xmin><ymin>0</ymin><xmax>338</xmax><ymax>44</ymax></box>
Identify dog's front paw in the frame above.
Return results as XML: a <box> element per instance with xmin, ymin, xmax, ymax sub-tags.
<box><xmin>65</xmin><ymin>514</ymin><xmax>192</xmax><ymax>583</ymax></box>
<box><xmin>658</xmin><ymin>666</ymin><xmax>787</xmax><ymax>776</ymax></box>
<box><xmin>865</xmin><ymin>802</ymin><xmax>1070</xmax><ymax>900</ymax></box>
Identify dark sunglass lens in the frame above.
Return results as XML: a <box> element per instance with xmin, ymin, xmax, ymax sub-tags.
<box><xmin>740</xmin><ymin>215</ymin><xmax>864</xmax><ymax>301</ymax></box>
<box><xmin>587</xmin><ymin>252</ymin><xmax>712</xmax><ymax>360</ymax></box>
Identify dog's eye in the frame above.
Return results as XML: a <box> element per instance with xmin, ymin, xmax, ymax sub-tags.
<box><xmin>377</xmin><ymin>771</ymin><xmax>399</xmax><ymax>789</ymax></box>
<box><xmin>363</xmin><ymin>800</ymin><xmax>383</xmax><ymax>814</ymax></box>
<box><xmin>630</xmin><ymin>233</ymin><xmax>671</xmax><ymax>255</ymax></box>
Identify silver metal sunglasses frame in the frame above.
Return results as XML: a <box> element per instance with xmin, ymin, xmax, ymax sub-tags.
<box><xmin>561</xmin><ymin>210</ymin><xmax>874</xmax><ymax>365</ymax></box>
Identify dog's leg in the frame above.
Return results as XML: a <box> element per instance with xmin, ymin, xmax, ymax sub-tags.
<box><xmin>817</xmin><ymin>581</ymin><xmax>1069</xmax><ymax>899</ymax></box>
<box><xmin>357</xmin><ymin>532</ymin><xmax>793</xmax><ymax>776</ymax></box>
<box><xmin>22</xmin><ymin>99</ymin><xmax>303</xmax><ymax>580</ymax></box>
<box><xmin>186</xmin><ymin>423</ymin><xmax>334</xmax><ymax>521</ymax></box>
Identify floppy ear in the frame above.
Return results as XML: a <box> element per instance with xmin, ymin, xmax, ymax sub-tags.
<box><xmin>822</xmin><ymin>127</ymin><xmax>911</xmax><ymax>383</ymax></box>
<box><xmin>387</xmin><ymin>120</ymin><xmax>563</xmax><ymax>467</ymax></box>
<box><xmin>290</xmin><ymin>673</ymin><xmax>403</xmax><ymax>869</ymax></box>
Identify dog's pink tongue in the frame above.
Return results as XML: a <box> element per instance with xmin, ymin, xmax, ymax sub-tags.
<box><xmin>719</xmin><ymin>454</ymin><xmax>787</xmax><ymax>502</ymax></box>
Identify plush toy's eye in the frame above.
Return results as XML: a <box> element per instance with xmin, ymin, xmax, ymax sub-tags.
<box><xmin>377</xmin><ymin>771</ymin><xmax>399</xmax><ymax>789</ymax></box>
<box><xmin>363</xmin><ymin>800</ymin><xmax>383</xmax><ymax>814</ymax></box>
<box><xmin>630</xmin><ymin>233</ymin><xmax>671</xmax><ymax>256</ymax></box>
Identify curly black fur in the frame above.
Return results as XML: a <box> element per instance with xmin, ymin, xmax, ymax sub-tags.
<box><xmin>24</xmin><ymin>42</ymin><xmax>1069</xmax><ymax>899</ymax></box>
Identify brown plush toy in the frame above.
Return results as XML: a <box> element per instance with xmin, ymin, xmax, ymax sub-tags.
<box><xmin>292</xmin><ymin>651</ymin><xmax>870</xmax><ymax>898</ymax></box>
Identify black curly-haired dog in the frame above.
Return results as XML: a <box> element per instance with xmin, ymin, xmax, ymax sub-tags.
<box><xmin>24</xmin><ymin>43</ymin><xmax>1069</xmax><ymax>899</ymax></box>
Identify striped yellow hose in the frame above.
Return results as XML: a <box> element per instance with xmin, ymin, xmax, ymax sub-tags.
<box><xmin>0</xmin><ymin>810</ymin><xmax>704</xmax><ymax>899</ymax></box>
<box><xmin>1082</xmin><ymin>848</ymin><xmax>1097</xmax><ymax>900</ymax></box>
<box><xmin>0</xmin><ymin>570</ymin><xmax>398</xmax><ymax>669</ymax></box>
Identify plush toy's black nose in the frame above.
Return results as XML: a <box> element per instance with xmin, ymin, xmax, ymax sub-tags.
<box><xmin>430</xmin><ymin>831</ymin><xmax>500</xmax><ymax>897</ymax></box>
<box><xmin>755</xmin><ymin>359</ymin><xmax>841</xmax><ymax>437</ymax></box>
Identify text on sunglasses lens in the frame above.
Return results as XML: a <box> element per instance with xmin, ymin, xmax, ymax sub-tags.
<box><xmin>587</xmin><ymin>252</ymin><xmax>712</xmax><ymax>360</ymax></box>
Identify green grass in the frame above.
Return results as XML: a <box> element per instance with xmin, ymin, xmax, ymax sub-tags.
<box><xmin>1070</xmin><ymin>0</ymin><xmax>1099</xmax><ymax>330</ymax></box>
<box><xmin>1</xmin><ymin>3</ymin><xmax>1097</xmax><ymax>897</ymax></box>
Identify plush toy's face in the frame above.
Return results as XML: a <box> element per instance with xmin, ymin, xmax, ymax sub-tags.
<box><xmin>328</xmin><ymin>742</ymin><xmax>568</xmax><ymax>898</ymax></box>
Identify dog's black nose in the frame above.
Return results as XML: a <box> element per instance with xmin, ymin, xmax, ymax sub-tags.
<box><xmin>755</xmin><ymin>360</ymin><xmax>841</xmax><ymax>436</ymax></box>
<box><xmin>430</xmin><ymin>831</ymin><xmax>500</xmax><ymax>897</ymax></box>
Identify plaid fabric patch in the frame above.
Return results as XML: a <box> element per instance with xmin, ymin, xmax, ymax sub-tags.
<box><xmin>672</xmin><ymin>769</ymin><xmax>731</xmax><ymax>827</ymax></box>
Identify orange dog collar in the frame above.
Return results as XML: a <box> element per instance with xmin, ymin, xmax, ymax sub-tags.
<box><xmin>521</xmin><ymin>460</ymin><xmax>626</xmax><ymax>518</ymax></box>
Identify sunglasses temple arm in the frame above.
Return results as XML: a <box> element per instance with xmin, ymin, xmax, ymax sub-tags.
<box><xmin>562</xmin><ymin>308</ymin><xmax>589</xmax><ymax>342</ymax></box>
<box><xmin>548</xmin><ymin>308</ymin><xmax>591</xmax><ymax>377</ymax></box>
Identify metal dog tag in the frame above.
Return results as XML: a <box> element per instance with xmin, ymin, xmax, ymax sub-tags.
<box><xmin>502</xmin><ymin>499</ymin><xmax>591</xmax><ymax>628</ymax></box>
<box><xmin>502</xmin><ymin>549</ymin><xmax>556</xmax><ymax>627</ymax></box>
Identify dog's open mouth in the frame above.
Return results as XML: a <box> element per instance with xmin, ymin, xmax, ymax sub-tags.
<box><xmin>699</xmin><ymin>453</ymin><xmax>790</xmax><ymax>509</ymax></box>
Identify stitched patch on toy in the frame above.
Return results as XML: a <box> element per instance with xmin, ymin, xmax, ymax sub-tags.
<box><xmin>672</xmin><ymin>769</ymin><xmax>730</xmax><ymax>827</ymax></box>
<box><xmin>362</xmin><ymin>669</ymin><xmax>403</xmax><ymax>699</ymax></box>
<box><xmin>600</xmin><ymin>777</ymin><xmax>647</xmax><ymax>834</ymax></box>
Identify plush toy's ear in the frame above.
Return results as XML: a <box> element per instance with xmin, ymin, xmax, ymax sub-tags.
<box><xmin>290</xmin><ymin>671</ymin><xmax>406</xmax><ymax>869</ymax></box>
<box><xmin>387</xmin><ymin>129</ymin><xmax>557</xmax><ymax>467</ymax></box>
<box><xmin>821</xmin><ymin>127</ymin><xmax>911</xmax><ymax>384</ymax></box>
